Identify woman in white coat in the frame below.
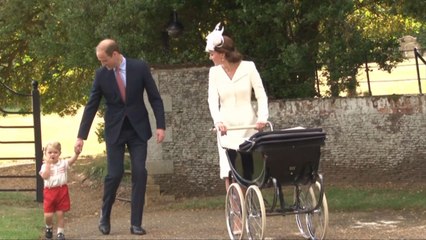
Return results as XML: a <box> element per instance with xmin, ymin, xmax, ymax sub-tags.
<box><xmin>206</xmin><ymin>23</ymin><xmax>269</xmax><ymax>190</ymax></box>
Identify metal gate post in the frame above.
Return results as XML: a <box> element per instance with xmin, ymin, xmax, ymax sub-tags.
<box><xmin>32</xmin><ymin>81</ymin><xmax>43</xmax><ymax>202</ymax></box>
<box><xmin>414</xmin><ymin>48</ymin><xmax>423</xmax><ymax>95</ymax></box>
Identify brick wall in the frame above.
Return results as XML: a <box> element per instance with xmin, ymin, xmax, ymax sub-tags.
<box><xmin>149</xmin><ymin>67</ymin><xmax>426</xmax><ymax>197</ymax></box>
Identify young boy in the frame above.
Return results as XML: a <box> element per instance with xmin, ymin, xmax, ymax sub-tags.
<box><xmin>39</xmin><ymin>141</ymin><xmax>80</xmax><ymax>240</ymax></box>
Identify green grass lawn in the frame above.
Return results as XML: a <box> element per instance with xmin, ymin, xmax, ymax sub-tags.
<box><xmin>0</xmin><ymin>192</ymin><xmax>44</xmax><ymax>240</ymax></box>
<box><xmin>326</xmin><ymin>186</ymin><xmax>426</xmax><ymax>211</ymax></box>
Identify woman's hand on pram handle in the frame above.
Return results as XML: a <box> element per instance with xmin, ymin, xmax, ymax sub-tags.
<box><xmin>256</xmin><ymin>122</ymin><xmax>267</xmax><ymax>131</ymax></box>
<box><xmin>213</xmin><ymin>122</ymin><xmax>229</xmax><ymax>136</ymax></box>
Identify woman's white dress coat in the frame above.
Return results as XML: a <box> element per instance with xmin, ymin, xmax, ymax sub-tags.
<box><xmin>208</xmin><ymin>61</ymin><xmax>268</xmax><ymax>179</ymax></box>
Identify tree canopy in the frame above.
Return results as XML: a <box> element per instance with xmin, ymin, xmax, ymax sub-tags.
<box><xmin>0</xmin><ymin>0</ymin><xmax>424</xmax><ymax>115</ymax></box>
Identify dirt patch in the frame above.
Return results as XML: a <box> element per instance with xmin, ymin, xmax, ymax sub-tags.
<box><xmin>1</xmin><ymin>163</ymin><xmax>426</xmax><ymax>239</ymax></box>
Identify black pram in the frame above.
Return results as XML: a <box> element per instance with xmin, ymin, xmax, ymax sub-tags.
<box><xmin>220</xmin><ymin>125</ymin><xmax>328</xmax><ymax>240</ymax></box>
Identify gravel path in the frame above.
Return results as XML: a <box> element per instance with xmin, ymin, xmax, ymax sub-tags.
<box><xmin>63</xmin><ymin>206</ymin><xmax>426</xmax><ymax>239</ymax></box>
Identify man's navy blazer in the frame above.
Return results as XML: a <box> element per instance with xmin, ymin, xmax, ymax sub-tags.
<box><xmin>77</xmin><ymin>58</ymin><xmax>165</xmax><ymax>144</ymax></box>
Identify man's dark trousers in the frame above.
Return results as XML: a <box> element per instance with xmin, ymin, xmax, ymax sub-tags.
<box><xmin>101</xmin><ymin>117</ymin><xmax>148</xmax><ymax>227</ymax></box>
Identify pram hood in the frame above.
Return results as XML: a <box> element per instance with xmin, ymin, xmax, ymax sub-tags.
<box><xmin>239</xmin><ymin>127</ymin><xmax>326</xmax><ymax>152</ymax></box>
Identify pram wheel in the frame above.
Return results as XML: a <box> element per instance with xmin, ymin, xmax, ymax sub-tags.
<box><xmin>245</xmin><ymin>185</ymin><xmax>266</xmax><ymax>240</ymax></box>
<box><xmin>295</xmin><ymin>174</ymin><xmax>328</xmax><ymax>240</ymax></box>
<box><xmin>306</xmin><ymin>180</ymin><xmax>328</xmax><ymax>240</ymax></box>
<box><xmin>226</xmin><ymin>183</ymin><xmax>245</xmax><ymax>240</ymax></box>
<box><xmin>295</xmin><ymin>184</ymin><xmax>311</xmax><ymax>239</ymax></box>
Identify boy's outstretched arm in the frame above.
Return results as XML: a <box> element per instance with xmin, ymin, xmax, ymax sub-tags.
<box><xmin>68</xmin><ymin>148</ymin><xmax>81</xmax><ymax>166</ymax></box>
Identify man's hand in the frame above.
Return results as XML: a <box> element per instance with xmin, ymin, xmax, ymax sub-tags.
<box><xmin>74</xmin><ymin>138</ymin><xmax>84</xmax><ymax>154</ymax></box>
<box><xmin>156</xmin><ymin>129</ymin><xmax>165</xmax><ymax>143</ymax></box>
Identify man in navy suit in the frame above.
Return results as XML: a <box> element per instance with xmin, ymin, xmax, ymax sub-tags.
<box><xmin>74</xmin><ymin>39</ymin><xmax>165</xmax><ymax>236</ymax></box>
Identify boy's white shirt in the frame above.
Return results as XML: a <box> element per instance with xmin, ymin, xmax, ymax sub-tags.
<box><xmin>39</xmin><ymin>159</ymin><xmax>69</xmax><ymax>188</ymax></box>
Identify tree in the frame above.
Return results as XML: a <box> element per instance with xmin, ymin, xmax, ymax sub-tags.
<box><xmin>0</xmin><ymin>0</ymin><xmax>49</xmax><ymax>112</ymax></box>
<box><xmin>1</xmin><ymin>0</ymin><xmax>215</xmax><ymax>114</ymax></box>
<box><xmin>397</xmin><ymin>0</ymin><xmax>426</xmax><ymax>49</ymax></box>
<box><xmin>1</xmin><ymin>0</ymin><xmax>425</xmax><ymax>115</ymax></box>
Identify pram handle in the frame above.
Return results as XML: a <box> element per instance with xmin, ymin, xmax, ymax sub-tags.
<box><xmin>227</xmin><ymin>125</ymin><xmax>256</xmax><ymax>130</ymax></box>
<box><xmin>211</xmin><ymin>121</ymin><xmax>274</xmax><ymax>150</ymax></box>
<box><xmin>210</xmin><ymin>121</ymin><xmax>274</xmax><ymax>132</ymax></box>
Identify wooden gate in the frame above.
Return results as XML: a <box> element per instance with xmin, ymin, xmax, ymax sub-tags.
<box><xmin>0</xmin><ymin>81</ymin><xmax>43</xmax><ymax>202</ymax></box>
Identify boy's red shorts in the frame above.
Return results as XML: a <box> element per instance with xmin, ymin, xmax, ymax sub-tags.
<box><xmin>43</xmin><ymin>185</ymin><xmax>70</xmax><ymax>213</ymax></box>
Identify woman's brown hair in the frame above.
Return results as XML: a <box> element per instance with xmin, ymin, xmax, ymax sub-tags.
<box><xmin>214</xmin><ymin>36</ymin><xmax>243</xmax><ymax>63</ymax></box>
